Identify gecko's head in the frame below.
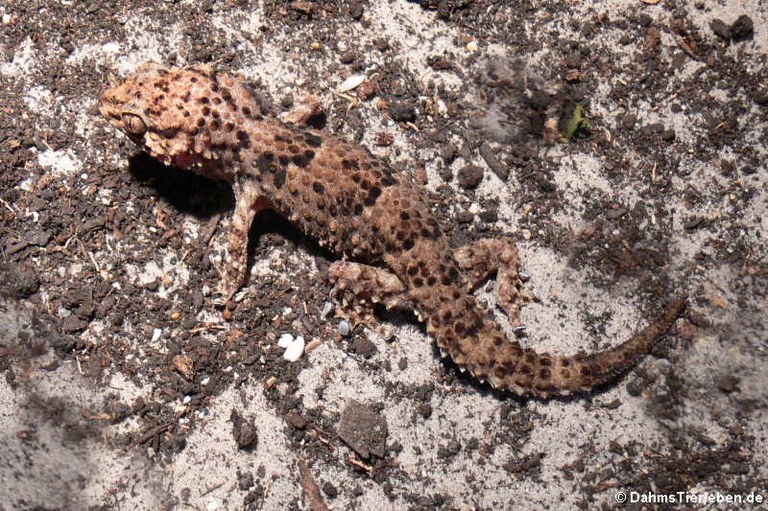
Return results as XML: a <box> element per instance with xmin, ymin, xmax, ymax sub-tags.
<box><xmin>100</xmin><ymin>61</ymin><xmax>230</xmax><ymax>167</ymax></box>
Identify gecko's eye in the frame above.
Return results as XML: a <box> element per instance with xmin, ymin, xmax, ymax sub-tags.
<box><xmin>122</xmin><ymin>113</ymin><xmax>147</xmax><ymax>137</ymax></box>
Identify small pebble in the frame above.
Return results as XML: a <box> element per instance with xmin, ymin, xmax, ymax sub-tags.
<box><xmin>338</xmin><ymin>320</ymin><xmax>351</xmax><ymax>337</ymax></box>
<box><xmin>283</xmin><ymin>336</ymin><xmax>305</xmax><ymax>362</ymax></box>
<box><xmin>338</xmin><ymin>74</ymin><xmax>366</xmax><ymax>93</ymax></box>
<box><xmin>278</xmin><ymin>333</ymin><xmax>294</xmax><ymax>348</ymax></box>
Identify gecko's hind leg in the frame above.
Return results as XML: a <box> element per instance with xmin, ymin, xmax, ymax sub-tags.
<box><xmin>328</xmin><ymin>261</ymin><xmax>413</xmax><ymax>328</ymax></box>
<box><xmin>454</xmin><ymin>238</ymin><xmax>530</xmax><ymax>322</ymax></box>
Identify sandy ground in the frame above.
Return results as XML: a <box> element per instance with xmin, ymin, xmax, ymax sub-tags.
<box><xmin>1</xmin><ymin>1</ymin><xmax>766</xmax><ymax>510</ymax></box>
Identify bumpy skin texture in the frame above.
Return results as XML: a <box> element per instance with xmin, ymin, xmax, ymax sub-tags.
<box><xmin>101</xmin><ymin>62</ymin><xmax>686</xmax><ymax>398</ymax></box>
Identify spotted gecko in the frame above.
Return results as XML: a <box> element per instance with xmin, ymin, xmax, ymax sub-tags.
<box><xmin>100</xmin><ymin>62</ymin><xmax>686</xmax><ymax>398</ymax></box>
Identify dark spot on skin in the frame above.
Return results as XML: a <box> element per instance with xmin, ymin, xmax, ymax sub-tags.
<box><xmin>197</xmin><ymin>118</ymin><xmax>205</xmax><ymax>127</ymax></box>
<box><xmin>381</xmin><ymin>175</ymin><xmax>397</xmax><ymax>186</ymax></box>
<box><xmin>364</xmin><ymin>186</ymin><xmax>381</xmax><ymax>206</ymax></box>
<box><xmin>198</xmin><ymin>97</ymin><xmax>210</xmax><ymax>104</ymax></box>
<box><xmin>274</xmin><ymin>168</ymin><xmax>286</xmax><ymax>188</ymax></box>
<box><xmin>580</xmin><ymin>365</ymin><xmax>592</xmax><ymax>376</ymax></box>
<box><xmin>191</xmin><ymin>77</ymin><xmax>198</xmax><ymax>83</ymax></box>
<box><xmin>560</xmin><ymin>369</ymin><xmax>571</xmax><ymax>379</ymax></box>
<box><xmin>538</xmin><ymin>368</ymin><xmax>551</xmax><ymax>380</ymax></box>
<box><xmin>288</xmin><ymin>144</ymin><xmax>300</xmax><ymax>154</ymax></box>
<box><xmin>242</xmin><ymin>106</ymin><xmax>251</xmax><ymax>116</ymax></box>
<box><xmin>427</xmin><ymin>276</ymin><xmax>437</xmax><ymax>286</ymax></box>
<box><xmin>342</xmin><ymin>159</ymin><xmax>358</xmax><ymax>170</ymax></box>
<box><xmin>519</xmin><ymin>364</ymin><xmax>532</xmax><ymax>375</ymax></box>
<box><xmin>275</xmin><ymin>134</ymin><xmax>286</xmax><ymax>142</ymax></box>
<box><xmin>213</xmin><ymin>97</ymin><xmax>222</xmax><ymax>105</ymax></box>
<box><xmin>328</xmin><ymin>204</ymin><xmax>338</xmax><ymax>216</ymax></box>
<box><xmin>202</xmin><ymin>106</ymin><xmax>210</xmax><ymax>115</ymax></box>
<box><xmin>221</xmin><ymin>89</ymin><xmax>232</xmax><ymax>101</ymax></box>
<box><xmin>312</xmin><ymin>182</ymin><xmax>324</xmax><ymax>194</ymax></box>
<box><xmin>254</xmin><ymin>153</ymin><xmax>274</xmax><ymax>173</ymax></box>
<box><xmin>304</xmin><ymin>132</ymin><xmax>322</xmax><ymax>147</ymax></box>
<box><xmin>210</xmin><ymin>119</ymin><xmax>220</xmax><ymax>130</ymax></box>
<box><xmin>224</xmin><ymin>122</ymin><xmax>234</xmax><ymax>132</ymax></box>
<box><xmin>212</xmin><ymin>110</ymin><xmax>220</xmax><ymax>118</ymax></box>
<box><xmin>413</xmin><ymin>277</ymin><xmax>424</xmax><ymax>287</ymax></box>
<box><xmin>561</xmin><ymin>359</ymin><xmax>570</xmax><ymax>367</ymax></box>
<box><xmin>304</xmin><ymin>149</ymin><xmax>315</xmax><ymax>160</ymax></box>
<box><xmin>454</xmin><ymin>322</ymin><xmax>465</xmax><ymax>335</ymax></box>
<box><xmin>292</xmin><ymin>153</ymin><xmax>309</xmax><ymax>167</ymax></box>
<box><xmin>540</xmin><ymin>358</ymin><xmax>552</xmax><ymax>366</ymax></box>
<box><xmin>278</xmin><ymin>155</ymin><xmax>290</xmax><ymax>166</ymax></box>
<box><xmin>400</xmin><ymin>212</ymin><xmax>410</xmax><ymax>220</ymax></box>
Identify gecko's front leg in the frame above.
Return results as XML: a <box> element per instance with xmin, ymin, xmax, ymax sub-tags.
<box><xmin>217</xmin><ymin>178</ymin><xmax>273</xmax><ymax>304</ymax></box>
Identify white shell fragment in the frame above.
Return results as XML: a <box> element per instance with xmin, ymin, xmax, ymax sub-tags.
<box><xmin>278</xmin><ymin>333</ymin><xmax>294</xmax><ymax>349</ymax></box>
<box><xmin>283</xmin><ymin>336</ymin><xmax>305</xmax><ymax>362</ymax></box>
<box><xmin>338</xmin><ymin>320</ymin><xmax>351</xmax><ymax>337</ymax></box>
<box><xmin>337</xmin><ymin>74</ymin><xmax>366</xmax><ymax>93</ymax></box>
<box><xmin>320</xmin><ymin>301</ymin><xmax>334</xmax><ymax>319</ymax></box>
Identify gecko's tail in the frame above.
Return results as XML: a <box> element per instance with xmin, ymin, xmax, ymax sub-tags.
<box><xmin>428</xmin><ymin>294</ymin><xmax>687</xmax><ymax>398</ymax></box>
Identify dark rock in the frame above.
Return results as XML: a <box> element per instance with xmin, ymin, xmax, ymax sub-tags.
<box><xmin>479</xmin><ymin>142</ymin><xmax>509</xmax><ymax>180</ymax></box>
<box><xmin>716</xmin><ymin>374</ymin><xmax>740</xmax><ymax>394</ymax></box>
<box><xmin>230</xmin><ymin>409</ymin><xmax>259</xmax><ymax>451</ymax></box>
<box><xmin>337</xmin><ymin>400</ymin><xmax>388</xmax><ymax>459</ymax></box>
<box><xmin>621</xmin><ymin>113</ymin><xmax>637</xmax><ymax>129</ymax></box>
<box><xmin>285</xmin><ymin>411</ymin><xmax>308</xmax><ymax>430</ymax></box>
<box><xmin>389</xmin><ymin>101</ymin><xmax>416</xmax><ymax>122</ymax></box>
<box><xmin>710</xmin><ymin>19</ymin><xmax>731</xmax><ymax>40</ymax></box>
<box><xmin>322</xmin><ymin>481</ymin><xmax>338</xmax><ymax>498</ymax></box>
<box><xmin>731</xmin><ymin>15</ymin><xmax>754</xmax><ymax>41</ymax></box>
<box><xmin>351</xmin><ymin>337</ymin><xmax>377</xmax><ymax>359</ymax></box>
<box><xmin>456</xmin><ymin>164</ymin><xmax>484</xmax><ymax>189</ymax></box>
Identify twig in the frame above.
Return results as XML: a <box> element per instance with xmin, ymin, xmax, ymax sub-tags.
<box><xmin>298</xmin><ymin>458</ymin><xmax>330</xmax><ymax>511</ymax></box>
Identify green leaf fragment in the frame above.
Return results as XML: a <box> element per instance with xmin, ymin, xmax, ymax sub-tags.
<box><xmin>564</xmin><ymin>104</ymin><xmax>590</xmax><ymax>141</ymax></box>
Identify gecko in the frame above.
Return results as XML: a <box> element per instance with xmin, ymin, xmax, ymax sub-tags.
<box><xmin>100</xmin><ymin>62</ymin><xmax>686</xmax><ymax>398</ymax></box>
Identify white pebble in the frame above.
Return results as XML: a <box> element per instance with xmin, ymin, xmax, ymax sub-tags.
<box><xmin>151</xmin><ymin>328</ymin><xmax>162</xmax><ymax>342</ymax></box>
<box><xmin>182</xmin><ymin>395</ymin><xmax>191</xmax><ymax>405</ymax></box>
<box><xmin>338</xmin><ymin>74</ymin><xmax>366</xmax><ymax>93</ymax></box>
<box><xmin>278</xmin><ymin>333</ymin><xmax>294</xmax><ymax>348</ymax></box>
<box><xmin>283</xmin><ymin>336</ymin><xmax>305</xmax><ymax>362</ymax></box>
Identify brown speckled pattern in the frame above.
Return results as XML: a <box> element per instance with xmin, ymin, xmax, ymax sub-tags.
<box><xmin>101</xmin><ymin>62</ymin><xmax>686</xmax><ymax>398</ymax></box>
